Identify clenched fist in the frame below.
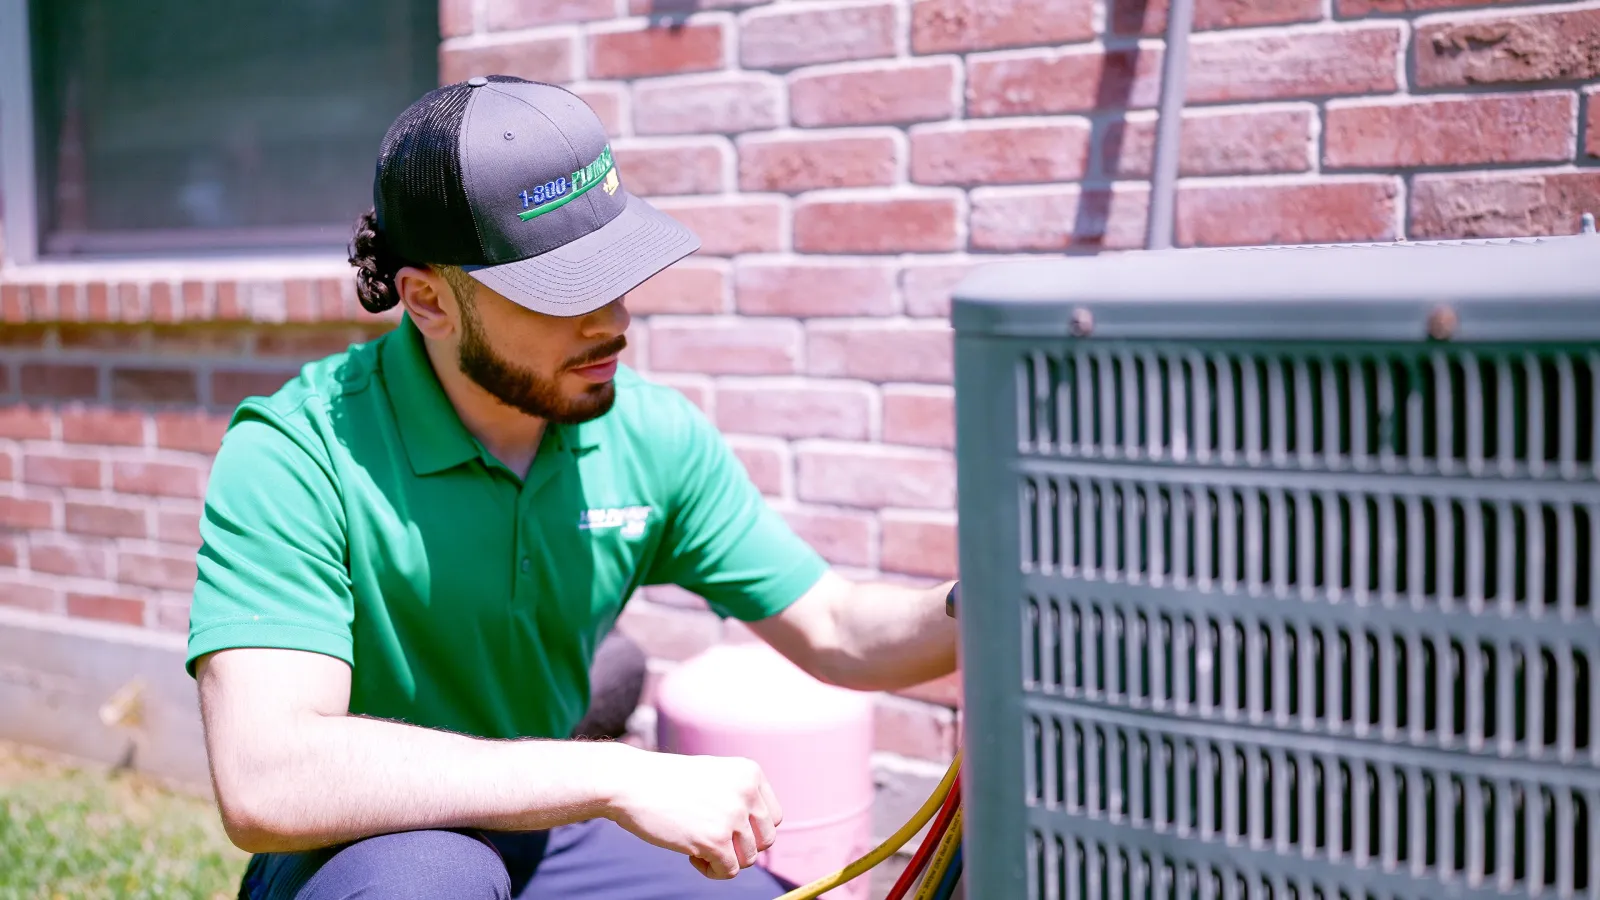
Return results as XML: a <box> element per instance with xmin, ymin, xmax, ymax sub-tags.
<box><xmin>600</xmin><ymin>746</ymin><xmax>784</xmax><ymax>879</ymax></box>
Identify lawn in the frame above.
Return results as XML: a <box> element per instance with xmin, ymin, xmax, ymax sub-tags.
<box><xmin>0</xmin><ymin>741</ymin><xmax>250</xmax><ymax>900</ymax></box>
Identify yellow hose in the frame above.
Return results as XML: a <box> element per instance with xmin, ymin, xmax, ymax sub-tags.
<box><xmin>773</xmin><ymin>751</ymin><xmax>962</xmax><ymax>900</ymax></box>
<box><xmin>910</xmin><ymin>808</ymin><xmax>964</xmax><ymax>900</ymax></box>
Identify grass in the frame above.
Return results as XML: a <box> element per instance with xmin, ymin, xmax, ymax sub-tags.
<box><xmin>0</xmin><ymin>741</ymin><xmax>250</xmax><ymax>900</ymax></box>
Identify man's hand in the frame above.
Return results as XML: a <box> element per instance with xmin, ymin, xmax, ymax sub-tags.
<box><xmin>601</xmin><ymin>748</ymin><xmax>783</xmax><ymax>880</ymax></box>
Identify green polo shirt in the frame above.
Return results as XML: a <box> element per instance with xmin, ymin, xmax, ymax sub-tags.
<box><xmin>185</xmin><ymin>315</ymin><xmax>829</xmax><ymax>740</ymax></box>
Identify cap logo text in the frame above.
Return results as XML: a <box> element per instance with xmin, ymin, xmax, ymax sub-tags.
<box><xmin>517</xmin><ymin>145</ymin><xmax>616</xmax><ymax>222</ymax></box>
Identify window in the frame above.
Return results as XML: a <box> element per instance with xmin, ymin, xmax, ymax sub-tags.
<box><xmin>21</xmin><ymin>0</ymin><xmax>437</xmax><ymax>258</ymax></box>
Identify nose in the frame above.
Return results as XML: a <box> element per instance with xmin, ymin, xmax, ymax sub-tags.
<box><xmin>579</xmin><ymin>295</ymin><xmax>630</xmax><ymax>340</ymax></box>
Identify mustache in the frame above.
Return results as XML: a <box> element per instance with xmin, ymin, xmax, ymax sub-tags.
<box><xmin>565</xmin><ymin>335</ymin><xmax>628</xmax><ymax>370</ymax></box>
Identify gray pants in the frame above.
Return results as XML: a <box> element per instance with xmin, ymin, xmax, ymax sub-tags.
<box><xmin>238</xmin><ymin>818</ymin><xmax>800</xmax><ymax>899</ymax></box>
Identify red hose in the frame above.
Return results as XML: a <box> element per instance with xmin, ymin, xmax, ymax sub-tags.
<box><xmin>883</xmin><ymin>771</ymin><xmax>962</xmax><ymax>900</ymax></box>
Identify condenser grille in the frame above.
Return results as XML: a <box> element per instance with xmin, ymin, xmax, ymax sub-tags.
<box><xmin>1017</xmin><ymin>347</ymin><xmax>1599</xmax><ymax>480</ymax></box>
<box><xmin>989</xmin><ymin>340</ymin><xmax>1600</xmax><ymax>900</ymax></box>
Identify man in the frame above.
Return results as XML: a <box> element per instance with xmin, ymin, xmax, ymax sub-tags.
<box><xmin>187</xmin><ymin>75</ymin><xmax>960</xmax><ymax>900</ymax></box>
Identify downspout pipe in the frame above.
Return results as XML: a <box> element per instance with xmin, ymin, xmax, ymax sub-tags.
<box><xmin>1144</xmin><ymin>0</ymin><xmax>1197</xmax><ymax>251</ymax></box>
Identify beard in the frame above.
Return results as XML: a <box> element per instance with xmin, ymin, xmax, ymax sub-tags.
<box><xmin>456</xmin><ymin>300</ymin><xmax>624</xmax><ymax>424</ymax></box>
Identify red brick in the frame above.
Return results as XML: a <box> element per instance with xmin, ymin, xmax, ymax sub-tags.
<box><xmin>59</xmin><ymin>325</ymin><xmax>134</xmax><ymax>351</ymax></box>
<box><xmin>214</xmin><ymin>282</ymin><xmax>245</xmax><ymax>320</ymax></box>
<box><xmin>716</xmin><ymin>380</ymin><xmax>874</xmax><ymax>440</ymax></box>
<box><xmin>808</xmin><ymin>321</ymin><xmax>954</xmax><ymax>384</ymax></box>
<box><xmin>912</xmin><ymin>0</ymin><xmax>1094</xmax><ymax>53</ymax></box>
<box><xmin>781</xmin><ymin>506</ymin><xmax>875</xmax><ymax>568</ymax></box>
<box><xmin>970</xmin><ymin>185</ymin><xmax>1149</xmax><ymax>251</ymax></box>
<box><xmin>22</xmin><ymin>453</ymin><xmax>102</xmax><ymax>490</ymax></box>
<box><xmin>211</xmin><ymin>369</ymin><xmax>297</xmax><ymax>409</ymax></box>
<box><xmin>29</xmin><ymin>538</ymin><xmax>112</xmax><ymax>580</ymax></box>
<box><xmin>571</xmin><ymin>84</ymin><xmax>626</xmax><ymax>137</ymax></box>
<box><xmin>874</xmin><ymin>695</ymin><xmax>957</xmax><ymax>759</ymax></box>
<box><xmin>0</xmin><ymin>322</ymin><xmax>48</xmax><ymax>347</ymax></box>
<box><xmin>647</xmin><ymin>375</ymin><xmax>713</xmax><ymax>415</ymax></box>
<box><xmin>738</xmin><ymin>131</ymin><xmax>900</xmax><ymax>193</ymax></box>
<box><xmin>19</xmin><ymin>363</ymin><xmax>98</xmax><ymax>401</ymax></box>
<box><xmin>157</xmin><ymin>510</ymin><xmax>203</xmax><ymax>546</ymax></box>
<box><xmin>1416</xmin><ymin>7</ymin><xmax>1600</xmax><ymax>88</ymax></box>
<box><xmin>148</xmin><ymin>282</ymin><xmax>177</xmax><ymax>322</ymax></box>
<box><xmin>741</xmin><ymin>2</ymin><xmax>896</xmax><ymax>69</ymax></box>
<box><xmin>116</xmin><ymin>283</ymin><xmax>145</xmax><ymax>323</ymax></box>
<box><xmin>0</xmin><ymin>535</ymin><xmax>16</xmax><ymax>567</ymax></box>
<box><xmin>896</xmin><ymin>670</ymin><xmax>963</xmax><ymax>707</ymax></box>
<box><xmin>55</xmin><ymin>284</ymin><xmax>84</xmax><ymax>321</ymax></box>
<box><xmin>911</xmin><ymin>119</ymin><xmax>1090</xmax><ymax>186</ymax></box>
<box><xmin>0</xmin><ymin>406</ymin><xmax>53</xmax><ymax>440</ymax></box>
<box><xmin>1325</xmin><ymin>93</ymin><xmax>1576</xmax><ymax>169</ymax></box>
<box><xmin>1188</xmin><ymin>24</ymin><xmax>1402</xmax><ymax>103</ymax></box>
<box><xmin>118</xmin><ymin>550</ymin><xmax>198</xmax><ymax>592</ymax></box>
<box><xmin>1178</xmin><ymin>178</ymin><xmax>1400</xmax><ymax>247</ymax></box>
<box><xmin>0</xmin><ymin>284</ymin><xmax>23</xmax><ymax>322</ymax></box>
<box><xmin>883</xmin><ymin>386</ymin><xmax>954</xmax><ymax>450</ymax></box>
<box><xmin>880</xmin><ymin>511</ymin><xmax>958</xmax><ymax>579</ymax></box>
<box><xmin>61</xmin><ymin>409</ymin><xmax>145</xmax><ymax>446</ymax></box>
<box><xmin>152</xmin><ymin>412</ymin><xmax>230</xmax><ymax>454</ymax></box>
<box><xmin>651</xmin><ymin>319</ymin><xmax>802</xmax><ymax>375</ymax></box>
<box><xmin>110</xmin><ymin>367</ymin><xmax>199</xmax><ymax>405</ymax></box>
<box><xmin>180</xmin><ymin>282</ymin><xmax>209</xmax><ymax>318</ymax></box>
<box><xmin>1113</xmin><ymin>0</ymin><xmax>1321</xmax><ymax>35</ymax></box>
<box><xmin>150</xmin><ymin>325</ymin><xmax>248</xmax><ymax>356</ymax></box>
<box><xmin>1411</xmin><ymin>170</ymin><xmax>1600</xmax><ymax>240</ymax></box>
<box><xmin>67</xmin><ymin>592</ymin><xmax>145</xmax><ymax>627</ymax></box>
<box><xmin>1106</xmin><ymin>106</ymin><xmax>1314</xmax><ymax>178</ymax></box>
<box><xmin>1588</xmin><ymin>88</ymin><xmax>1600</xmax><ymax>160</ymax></box>
<box><xmin>633</xmin><ymin>73</ymin><xmax>783</xmax><ymax>135</ymax></box>
<box><xmin>254</xmin><ymin>328</ymin><xmax>362</xmax><ymax>360</ymax></box>
<box><xmin>0</xmin><ymin>450</ymin><xmax>11</xmax><ymax>482</ymax></box>
<box><xmin>795</xmin><ymin>196</ymin><xmax>961</xmax><ymax>254</ymax></box>
<box><xmin>968</xmin><ymin>45</ymin><xmax>1163</xmax><ymax>118</ymax></box>
<box><xmin>619</xmin><ymin>325</ymin><xmax>648</xmax><ymax>371</ymax></box>
<box><xmin>627</xmin><ymin>260</ymin><xmax>728</xmax><ymax>315</ymax></box>
<box><xmin>652</xmin><ymin>197</ymin><xmax>784</xmax><ymax>256</ymax></box>
<box><xmin>797</xmin><ymin>443</ymin><xmax>955</xmax><ymax>509</ymax></box>
<box><xmin>112</xmin><ymin>461</ymin><xmax>205</xmax><ymax>499</ymax></box>
<box><xmin>0</xmin><ymin>577</ymin><xmax>59</xmax><ymax>613</ymax></box>
<box><xmin>65</xmin><ymin>502</ymin><xmax>146</xmax><ymax>539</ymax></box>
<box><xmin>790</xmin><ymin>60</ymin><xmax>959</xmax><ymax>127</ymax></box>
<box><xmin>734</xmin><ymin>260</ymin><xmax>897</xmax><ymax>317</ymax></box>
<box><xmin>440</xmin><ymin>34</ymin><xmax>577</xmax><ymax>84</ymax></box>
<box><xmin>616</xmin><ymin>599</ymin><xmax>723</xmax><ymax>662</ymax></box>
<box><xmin>25</xmin><ymin>284</ymin><xmax>55</xmax><ymax>319</ymax></box>
<box><xmin>488</xmin><ymin>0</ymin><xmax>613</xmax><ymax>30</ymax></box>
<box><xmin>589</xmin><ymin>21</ymin><xmax>725</xmax><ymax>80</ymax></box>
<box><xmin>85</xmin><ymin>282</ymin><xmax>113</xmax><ymax>320</ymax></box>
<box><xmin>0</xmin><ymin>495</ymin><xmax>54</xmax><ymax>530</ymax></box>
<box><xmin>728</xmin><ymin>436</ymin><xmax>789</xmax><ymax>497</ymax></box>
<box><xmin>900</xmin><ymin>261</ymin><xmax>974</xmax><ymax>318</ymax></box>
<box><xmin>1340</xmin><ymin>0</ymin><xmax>1494</xmax><ymax>12</ymax></box>
<box><xmin>612</xmin><ymin>138</ymin><xmax>729</xmax><ymax>197</ymax></box>
<box><xmin>441</xmin><ymin>0</ymin><xmax>474</xmax><ymax>37</ymax></box>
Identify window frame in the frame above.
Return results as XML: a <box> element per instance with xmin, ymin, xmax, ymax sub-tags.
<box><xmin>0</xmin><ymin>0</ymin><xmax>41</xmax><ymax>267</ymax></box>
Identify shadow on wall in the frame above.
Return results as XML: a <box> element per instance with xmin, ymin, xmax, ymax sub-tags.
<box><xmin>635</xmin><ymin>0</ymin><xmax>1156</xmax><ymax>255</ymax></box>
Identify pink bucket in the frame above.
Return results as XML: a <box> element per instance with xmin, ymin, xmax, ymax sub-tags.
<box><xmin>654</xmin><ymin>642</ymin><xmax>876</xmax><ymax>898</ymax></box>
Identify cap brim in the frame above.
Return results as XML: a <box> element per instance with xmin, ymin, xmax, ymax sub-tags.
<box><xmin>464</xmin><ymin>193</ymin><xmax>700</xmax><ymax>317</ymax></box>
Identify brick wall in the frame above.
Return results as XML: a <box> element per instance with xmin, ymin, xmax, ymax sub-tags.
<box><xmin>3</xmin><ymin>0</ymin><xmax>1597</xmax><ymax>879</ymax></box>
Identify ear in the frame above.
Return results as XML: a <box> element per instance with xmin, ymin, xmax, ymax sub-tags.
<box><xmin>395</xmin><ymin>266</ymin><xmax>457</xmax><ymax>339</ymax></box>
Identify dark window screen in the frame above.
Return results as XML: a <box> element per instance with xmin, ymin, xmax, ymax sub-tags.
<box><xmin>29</xmin><ymin>0</ymin><xmax>438</xmax><ymax>256</ymax></box>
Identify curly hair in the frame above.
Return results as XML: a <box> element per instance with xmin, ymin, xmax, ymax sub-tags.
<box><xmin>349</xmin><ymin>208</ymin><xmax>480</xmax><ymax>314</ymax></box>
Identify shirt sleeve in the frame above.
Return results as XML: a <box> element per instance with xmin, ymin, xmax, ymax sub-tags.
<box><xmin>644</xmin><ymin>393</ymin><xmax>829</xmax><ymax>622</ymax></box>
<box><xmin>185</xmin><ymin>408</ymin><xmax>355</xmax><ymax>676</ymax></box>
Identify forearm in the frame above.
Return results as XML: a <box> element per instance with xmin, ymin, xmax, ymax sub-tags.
<box><xmin>821</xmin><ymin>579</ymin><xmax>958</xmax><ymax>692</ymax></box>
<box><xmin>219</xmin><ymin>711</ymin><xmax>630</xmax><ymax>853</ymax></box>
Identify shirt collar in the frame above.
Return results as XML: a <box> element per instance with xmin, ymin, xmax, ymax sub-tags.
<box><xmin>381</xmin><ymin>314</ymin><xmax>482</xmax><ymax>476</ymax></box>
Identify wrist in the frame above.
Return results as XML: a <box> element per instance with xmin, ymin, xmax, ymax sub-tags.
<box><xmin>587</xmin><ymin>740</ymin><xmax>642</xmax><ymax>822</ymax></box>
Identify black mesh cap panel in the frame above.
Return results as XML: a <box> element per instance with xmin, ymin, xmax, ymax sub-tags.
<box><xmin>373</xmin><ymin>80</ymin><xmax>492</xmax><ymax>267</ymax></box>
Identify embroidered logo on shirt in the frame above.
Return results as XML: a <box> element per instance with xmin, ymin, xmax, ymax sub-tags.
<box><xmin>579</xmin><ymin>505</ymin><xmax>652</xmax><ymax>538</ymax></box>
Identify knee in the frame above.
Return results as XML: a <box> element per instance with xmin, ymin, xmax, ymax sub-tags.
<box><xmin>302</xmin><ymin>829</ymin><xmax>509</xmax><ymax>900</ymax></box>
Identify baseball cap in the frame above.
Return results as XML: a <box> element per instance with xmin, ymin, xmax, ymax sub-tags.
<box><xmin>371</xmin><ymin>75</ymin><xmax>700</xmax><ymax>317</ymax></box>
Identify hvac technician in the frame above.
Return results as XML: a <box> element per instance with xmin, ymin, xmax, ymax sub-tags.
<box><xmin>186</xmin><ymin>76</ymin><xmax>960</xmax><ymax>900</ymax></box>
